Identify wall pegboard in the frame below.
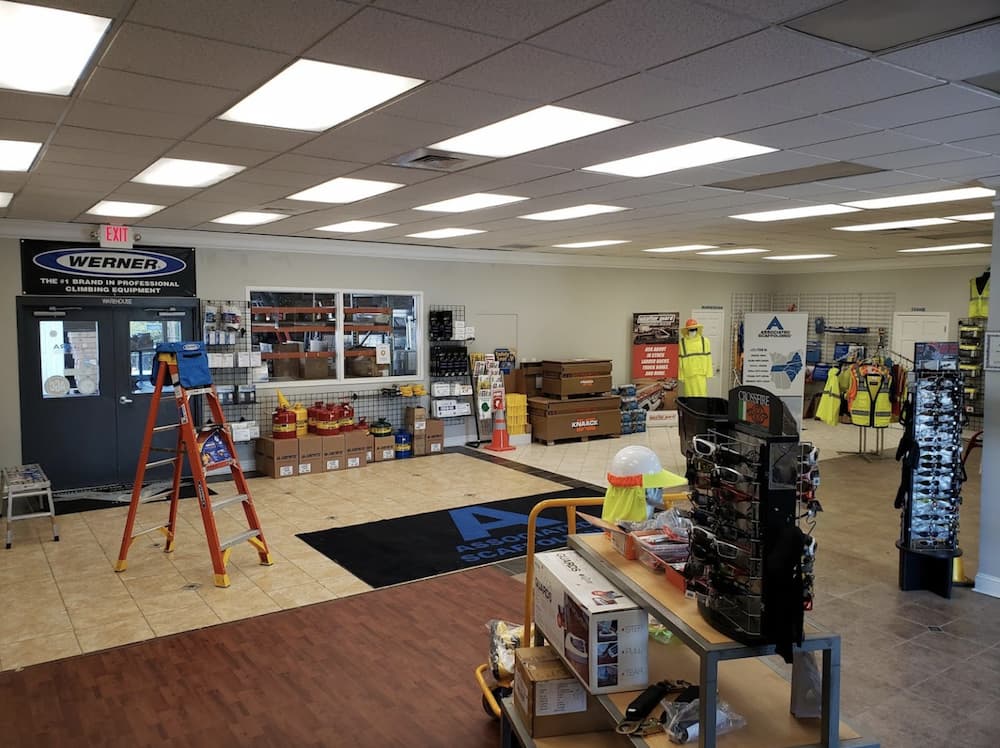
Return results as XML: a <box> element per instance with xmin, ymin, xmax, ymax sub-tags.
<box><xmin>253</xmin><ymin>387</ymin><xmax>429</xmax><ymax>436</ymax></box>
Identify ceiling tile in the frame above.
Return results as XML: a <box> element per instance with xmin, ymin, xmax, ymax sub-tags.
<box><xmin>235</xmin><ymin>166</ymin><xmax>354</xmax><ymax>189</ymax></box>
<box><xmin>341</xmin><ymin>164</ymin><xmax>446</xmax><ymax>186</ymax></box>
<box><xmin>187</xmin><ymin>121</ymin><xmax>314</xmax><ymax>152</ymax></box>
<box><xmin>516</xmin><ymin>122</ymin><xmax>704</xmax><ymax>171</ymax></box>
<box><xmin>453</xmin><ymin>160</ymin><xmax>567</xmax><ymax>190</ymax></box>
<box><xmin>737</xmin><ymin>116</ymin><xmax>876</xmax><ymax>148</ymax></box>
<box><xmin>27</xmin><ymin>174</ymin><xmax>123</xmax><ymax>193</ymax></box>
<box><xmin>7</xmin><ymin>188</ymin><xmax>101</xmax><ymax>221</ymax></box>
<box><xmin>81</xmin><ymin>67</ymin><xmax>240</xmax><ymax>118</ymax></box>
<box><xmin>0</xmin><ymin>118</ymin><xmax>55</xmax><ymax>141</ymax></box>
<box><xmin>496</xmin><ymin>170</ymin><xmax>626</xmax><ymax>198</ymax></box>
<box><xmin>99</xmin><ymin>23</ymin><xmax>292</xmax><ymax>89</ymax></box>
<box><xmin>33</xmin><ymin>160</ymin><xmax>132</xmax><ymax>182</ymax></box>
<box><xmin>372</xmin><ymin>0</ymin><xmax>603</xmax><ymax>40</ymax></box>
<box><xmin>720</xmin><ymin>150</ymin><xmax>838</xmax><ymax>175</ymax></box>
<box><xmin>904</xmin><ymin>156</ymin><xmax>1000</xmax><ymax>180</ymax></box>
<box><xmin>50</xmin><ymin>126</ymin><xmax>173</xmax><ymax>155</ymax></box>
<box><xmin>858</xmin><ymin>144</ymin><xmax>990</xmax><ymax>169</ymax></box>
<box><xmin>306</xmin><ymin>8</ymin><xmax>509</xmax><ymax>80</ymax></box>
<box><xmin>166</xmin><ymin>142</ymin><xmax>277</xmax><ymax>167</ymax></box>
<box><xmin>380</xmin><ymin>84</ymin><xmax>532</xmax><ymax>129</ymax></box>
<box><xmin>829</xmin><ymin>84</ymin><xmax>1000</xmax><ymax>130</ymax></box>
<box><xmin>798</xmin><ymin>131</ymin><xmax>936</xmax><ymax>160</ymax></box>
<box><xmin>64</xmin><ymin>100</ymin><xmax>206</xmax><ymax>139</ymax></box>
<box><xmin>530</xmin><ymin>0</ymin><xmax>763</xmax><ymax>71</ymax></box>
<box><xmin>817</xmin><ymin>171</ymin><xmax>949</xmax><ymax>191</ymax></box>
<box><xmin>262</xmin><ymin>154</ymin><xmax>366</xmax><ymax>177</ymax></box>
<box><xmin>127</xmin><ymin>0</ymin><xmax>356</xmax><ymax>53</ymax></box>
<box><xmin>882</xmin><ymin>23</ymin><xmax>1000</xmax><ymax>81</ymax></box>
<box><xmin>558</xmin><ymin>74</ymin><xmax>728</xmax><ymax>121</ymax></box>
<box><xmin>752</xmin><ymin>60</ymin><xmax>939</xmax><ymax>114</ymax></box>
<box><xmin>443</xmin><ymin>44</ymin><xmax>624</xmax><ymax>101</ymax></box>
<box><xmin>20</xmin><ymin>1</ymin><xmax>127</xmax><ymax>17</ymax></box>
<box><xmin>896</xmin><ymin>107</ymin><xmax>1000</xmax><ymax>143</ymax></box>
<box><xmin>295</xmin><ymin>114</ymin><xmax>463</xmax><ymax>163</ymax></box>
<box><xmin>0</xmin><ymin>91</ymin><xmax>70</xmax><ymax>124</ymax></box>
<box><xmin>196</xmin><ymin>179</ymin><xmax>297</xmax><ymax>203</ymax></box>
<box><xmin>41</xmin><ymin>145</ymin><xmax>153</xmax><ymax>171</ymax></box>
<box><xmin>103</xmin><ymin>183</ymin><xmax>200</xmax><ymax>203</ymax></box>
<box><xmin>649</xmin><ymin>94</ymin><xmax>810</xmax><ymax>136</ymax></box>
<box><xmin>954</xmin><ymin>133</ymin><xmax>1000</xmax><ymax>156</ymax></box>
<box><xmin>695</xmin><ymin>1</ymin><xmax>843</xmax><ymax>23</ymax></box>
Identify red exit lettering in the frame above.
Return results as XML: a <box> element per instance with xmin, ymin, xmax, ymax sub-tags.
<box><xmin>104</xmin><ymin>225</ymin><xmax>128</xmax><ymax>242</ymax></box>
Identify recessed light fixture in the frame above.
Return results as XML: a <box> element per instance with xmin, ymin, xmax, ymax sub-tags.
<box><xmin>407</xmin><ymin>228</ymin><xmax>485</xmax><ymax>239</ymax></box>
<box><xmin>133</xmin><ymin>158</ymin><xmax>245</xmax><ymax>188</ymax></box>
<box><xmin>553</xmin><ymin>240</ymin><xmax>630</xmax><ymax>248</ymax></box>
<box><xmin>697</xmin><ymin>248</ymin><xmax>769</xmax><ymax>256</ymax></box>
<box><xmin>945</xmin><ymin>212</ymin><xmax>994</xmax><ymax>221</ymax></box>
<box><xmin>898</xmin><ymin>243</ymin><xmax>991</xmax><ymax>254</ymax></box>
<box><xmin>843</xmin><ymin>187</ymin><xmax>995</xmax><ymax>210</ymax></box>
<box><xmin>730</xmin><ymin>204</ymin><xmax>859</xmax><ymax>222</ymax></box>
<box><xmin>0</xmin><ymin>139</ymin><xmax>42</xmax><ymax>171</ymax></box>
<box><xmin>0</xmin><ymin>191</ymin><xmax>12</xmax><ymax>207</ymax></box>
<box><xmin>763</xmin><ymin>254</ymin><xmax>837</xmax><ymax>261</ymax></box>
<box><xmin>833</xmin><ymin>218</ymin><xmax>955</xmax><ymax>232</ymax></box>
<box><xmin>289</xmin><ymin>177</ymin><xmax>403</xmax><ymax>204</ymax></box>
<box><xmin>584</xmin><ymin>137</ymin><xmax>777</xmax><ymax>178</ymax></box>
<box><xmin>431</xmin><ymin>105</ymin><xmax>630</xmax><ymax>158</ymax></box>
<box><xmin>0</xmin><ymin>0</ymin><xmax>110</xmax><ymax>95</ymax></box>
<box><xmin>415</xmin><ymin>192</ymin><xmax>528</xmax><ymax>213</ymax></box>
<box><xmin>87</xmin><ymin>200</ymin><xmax>164</xmax><ymax>218</ymax></box>
<box><xmin>317</xmin><ymin>220</ymin><xmax>398</xmax><ymax>233</ymax></box>
<box><xmin>642</xmin><ymin>245</ymin><xmax>717</xmax><ymax>253</ymax></box>
<box><xmin>211</xmin><ymin>211</ymin><xmax>285</xmax><ymax>225</ymax></box>
<box><xmin>520</xmin><ymin>204</ymin><xmax>627</xmax><ymax>221</ymax></box>
<box><xmin>220</xmin><ymin>59</ymin><xmax>423</xmax><ymax>132</ymax></box>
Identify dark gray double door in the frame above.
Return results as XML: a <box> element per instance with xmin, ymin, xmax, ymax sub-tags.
<box><xmin>17</xmin><ymin>297</ymin><xmax>198</xmax><ymax>491</ymax></box>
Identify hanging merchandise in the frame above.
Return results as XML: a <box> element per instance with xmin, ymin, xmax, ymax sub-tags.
<box><xmin>847</xmin><ymin>364</ymin><xmax>892</xmax><ymax>428</ymax></box>
<box><xmin>969</xmin><ymin>269</ymin><xmax>990</xmax><ymax>318</ymax></box>
<box><xmin>678</xmin><ymin>318</ymin><xmax>712</xmax><ymax>397</ymax></box>
<box><xmin>815</xmin><ymin>367</ymin><xmax>841</xmax><ymax>426</ymax></box>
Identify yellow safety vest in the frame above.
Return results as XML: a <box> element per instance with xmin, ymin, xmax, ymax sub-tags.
<box><xmin>815</xmin><ymin>367</ymin><xmax>841</xmax><ymax>426</ymax></box>
<box><xmin>678</xmin><ymin>335</ymin><xmax>712</xmax><ymax>397</ymax></box>
<box><xmin>849</xmin><ymin>370</ymin><xmax>892</xmax><ymax>428</ymax></box>
<box><xmin>969</xmin><ymin>276</ymin><xmax>989</xmax><ymax>318</ymax></box>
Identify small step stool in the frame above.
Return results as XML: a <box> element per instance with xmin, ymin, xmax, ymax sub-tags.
<box><xmin>1</xmin><ymin>463</ymin><xmax>58</xmax><ymax>549</ymax></box>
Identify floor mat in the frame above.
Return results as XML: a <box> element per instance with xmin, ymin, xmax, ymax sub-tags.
<box><xmin>296</xmin><ymin>486</ymin><xmax>604</xmax><ymax>587</ymax></box>
<box><xmin>54</xmin><ymin>481</ymin><xmax>214</xmax><ymax>515</ymax></box>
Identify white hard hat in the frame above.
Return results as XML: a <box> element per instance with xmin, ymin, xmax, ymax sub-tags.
<box><xmin>609</xmin><ymin>445</ymin><xmax>663</xmax><ymax>478</ymax></box>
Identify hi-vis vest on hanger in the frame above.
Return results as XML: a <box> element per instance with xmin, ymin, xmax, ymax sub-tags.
<box><xmin>969</xmin><ymin>275</ymin><xmax>989</xmax><ymax>318</ymax></box>
<box><xmin>849</xmin><ymin>367</ymin><xmax>892</xmax><ymax>428</ymax></box>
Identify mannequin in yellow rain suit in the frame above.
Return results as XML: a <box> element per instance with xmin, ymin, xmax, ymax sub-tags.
<box><xmin>678</xmin><ymin>318</ymin><xmax>712</xmax><ymax>397</ymax></box>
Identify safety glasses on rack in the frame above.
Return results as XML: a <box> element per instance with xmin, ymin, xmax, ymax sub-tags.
<box><xmin>711</xmin><ymin>465</ymin><xmax>746</xmax><ymax>487</ymax></box>
<box><xmin>799</xmin><ymin>444</ymin><xmax>820</xmax><ymax>468</ymax></box>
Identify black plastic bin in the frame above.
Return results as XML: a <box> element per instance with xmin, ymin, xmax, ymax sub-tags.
<box><xmin>676</xmin><ymin>396</ymin><xmax>730</xmax><ymax>455</ymax></box>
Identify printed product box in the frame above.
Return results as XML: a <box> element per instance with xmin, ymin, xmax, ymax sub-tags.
<box><xmin>373</xmin><ymin>435</ymin><xmax>396</xmax><ymax>461</ymax></box>
<box><xmin>365</xmin><ymin>434</ymin><xmax>375</xmax><ymax>463</ymax></box>
<box><xmin>412</xmin><ymin>432</ymin><xmax>427</xmax><ymax>456</ymax></box>
<box><xmin>344</xmin><ymin>430</ymin><xmax>369</xmax><ymax>469</ymax></box>
<box><xmin>297</xmin><ymin>435</ymin><xmax>324</xmax><ymax>475</ymax></box>
<box><xmin>425</xmin><ymin>418</ymin><xmax>444</xmax><ymax>454</ymax></box>
<box><xmin>321</xmin><ymin>434</ymin><xmax>346</xmax><ymax>471</ymax></box>
<box><xmin>533</xmin><ymin>550</ymin><xmax>648</xmax><ymax>694</ymax></box>
<box><xmin>254</xmin><ymin>437</ymin><xmax>298</xmax><ymax>479</ymax></box>
<box><xmin>513</xmin><ymin>646</ymin><xmax>611</xmax><ymax>738</ymax></box>
<box><xmin>405</xmin><ymin>406</ymin><xmax>427</xmax><ymax>432</ymax></box>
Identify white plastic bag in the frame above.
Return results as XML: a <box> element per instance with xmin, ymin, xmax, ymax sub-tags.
<box><xmin>791</xmin><ymin>650</ymin><xmax>822</xmax><ymax>718</ymax></box>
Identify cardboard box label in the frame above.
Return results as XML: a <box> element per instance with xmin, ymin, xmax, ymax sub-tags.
<box><xmin>430</xmin><ymin>442</ymin><xmax>442</xmax><ymax>453</ymax></box>
<box><xmin>410</xmin><ymin>420</ymin><xmax>426</xmax><ymax>431</ymax></box>
<box><xmin>347</xmin><ymin>456</ymin><xmax>361</xmax><ymax>468</ymax></box>
<box><xmin>278</xmin><ymin>465</ymin><xmax>294</xmax><ymax>477</ymax></box>
<box><xmin>381</xmin><ymin>449</ymin><xmax>395</xmax><ymax>460</ymax></box>
<box><xmin>298</xmin><ymin>463</ymin><xmax>311</xmax><ymax>474</ymax></box>
<box><xmin>535</xmin><ymin>679</ymin><xmax>587</xmax><ymax>716</ymax></box>
<box><xmin>326</xmin><ymin>458</ymin><xmax>341</xmax><ymax>471</ymax></box>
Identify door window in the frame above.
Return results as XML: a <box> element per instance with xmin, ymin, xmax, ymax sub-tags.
<box><xmin>39</xmin><ymin>319</ymin><xmax>101</xmax><ymax>398</ymax></box>
<box><xmin>130</xmin><ymin>320</ymin><xmax>182</xmax><ymax>393</ymax></box>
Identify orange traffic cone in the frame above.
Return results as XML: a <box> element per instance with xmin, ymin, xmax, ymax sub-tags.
<box><xmin>485</xmin><ymin>406</ymin><xmax>516</xmax><ymax>452</ymax></box>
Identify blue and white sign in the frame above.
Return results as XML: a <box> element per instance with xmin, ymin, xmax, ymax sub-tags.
<box><xmin>22</xmin><ymin>240</ymin><xmax>196</xmax><ymax>296</ymax></box>
<box><xmin>743</xmin><ymin>312</ymin><xmax>808</xmax><ymax>427</ymax></box>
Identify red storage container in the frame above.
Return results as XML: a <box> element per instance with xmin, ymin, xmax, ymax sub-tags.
<box><xmin>272</xmin><ymin>407</ymin><xmax>297</xmax><ymax>439</ymax></box>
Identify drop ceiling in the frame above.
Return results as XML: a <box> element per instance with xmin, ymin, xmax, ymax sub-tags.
<box><xmin>0</xmin><ymin>0</ymin><xmax>998</xmax><ymax>270</ymax></box>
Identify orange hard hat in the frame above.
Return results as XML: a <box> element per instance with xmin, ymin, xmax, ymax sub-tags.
<box><xmin>683</xmin><ymin>318</ymin><xmax>701</xmax><ymax>330</ymax></box>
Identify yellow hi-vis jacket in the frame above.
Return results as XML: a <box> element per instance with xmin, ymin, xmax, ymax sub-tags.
<box><xmin>678</xmin><ymin>334</ymin><xmax>712</xmax><ymax>397</ymax></box>
<box><xmin>969</xmin><ymin>276</ymin><xmax>989</xmax><ymax>318</ymax></box>
<box><xmin>815</xmin><ymin>367</ymin><xmax>841</xmax><ymax>426</ymax></box>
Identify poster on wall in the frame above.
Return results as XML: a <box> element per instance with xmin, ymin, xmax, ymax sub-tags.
<box><xmin>742</xmin><ymin>312</ymin><xmax>808</xmax><ymax>427</ymax></box>
<box><xmin>630</xmin><ymin>312</ymin><xmax>679</xmax><ymax>380</ymax></box>
<box><xmin>21</xmin><ymin>239</ymin><xmax>196</xmax><ymax>297</ymax></box>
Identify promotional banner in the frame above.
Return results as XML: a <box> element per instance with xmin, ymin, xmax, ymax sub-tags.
<box><xmin>742</xmin><ymin>312</ymin><xmax>808</xmax><ymax>426</ymax></box>
<box><xmin>21</xmin><ymin>239</ymin><xmax>196</xmax><ymax>297</ymax></box>
<box><xmin>630</xmin><ymin>312</ymin><xmax>679</xmax><ymax>380</ymax></box>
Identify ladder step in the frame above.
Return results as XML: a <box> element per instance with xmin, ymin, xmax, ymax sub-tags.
<box><xmin>184</xmin><ymin>387</ymin><xmax>214</xmax><ymax>397</ymax></box>
<box><xmin>219</xmin><ymin>529</ymin><xmax>260</xmax><ymax>550</ymax></box>
<box><xmin>153</xmin><ymin>423</ymin><xmax>179</xmax><ymax>433</ymax></box>
<box><xmin>132</xmin><ymin>525</ymin><xmax>167</xmax><ymax>539</ymax></box>
<box><xmin>144</xmin><ymin>457</ymin><xmax>177</xmax><ymax>470</ymax></box>
<box><xmin>211</xmin><ymin>493</ymin><xmax>248</xmax><ymax>512</ymax></box>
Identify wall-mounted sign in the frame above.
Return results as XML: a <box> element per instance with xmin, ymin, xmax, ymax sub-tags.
<box><xmin>21</xmin><ymin>239</ymin><xmax>196</xmax><ymax>297</ymax></box>
<box><xmin>99</xmin><ymin>224</ymin><xmax>134</xmax><ymax>249</ymax></box>
<box><xmin>630</xmin><ymin>312</ymin><xmax>679</xmax><ymax>380</ymax></box>
<box><xmin>742</xmin><ymin>312</ymin><xmax>807</xmax><ymax>427</ymax></box>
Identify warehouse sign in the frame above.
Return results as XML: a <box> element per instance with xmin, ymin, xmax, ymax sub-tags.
<box><xmin>21</xmin><ymin>239</ymin><xmax>196</xmax><ymax>296</ymax></box>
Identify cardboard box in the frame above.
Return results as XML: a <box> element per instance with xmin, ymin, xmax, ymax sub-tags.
<box><xmin>272</xmin><ymin>342</ymin><xmax>303</xmax><ymax>379</ymax></box>
<box><xmin>405</xmin><ymin>406</ymin><xmax>427</xmax><ymax>432</ymax></box>
<box><xmin>322</xmin><ymin>434</ymin><xmax>346</xmax><ymax>471</ymax></box>
<box><xmin>425</xmin><ymin>418</ymin><xmax>444</xmax><ymax>454</ymax></box>
<box><xmin>373</xmin><ymin>435</ymin><xmax>396</xmax><ymax>461</ymax></box>
<box><xmin>297</xmin><ymin>435</ymin><xmax>324</xmax><ymax>475</ymax></box>
<box><xmin>302</xmin><ymin>356</ymin><xmax>332</xmax><ymax>379</ymax></box>
<box><xmin>532</xmin><ymin>550</ymin><xmax>648</xmax><ymax>694</ymax></box>
<box><xmin>513</xmin><ymin>646</ymin><xmax>612</xmax><ymax>738</ymax></box>
<box><xmin>412</xmin><ymin>432</ymin><xmax>427</xmax><ymax>456</ymax></box>
<box><xmin>503</xmin><ymin>370</ymin><xmax>525</xmax><ymax>395</ymax></box>
<box><xmin>522</xmin><ymin>362</ymin><xmax>544</xmax><ymax>397</ymax></box>
<box><xmin>365</xmin><ymin>434</ymin><xmax>375</xmax><ymax>463</ymax></box>
<box><xmin>254</xmin><ymin>437</ymin><xmax>298</xmax><ymax>479</ymax></box>
<box><xmin>344</xmin><ymin>430</ymin><xmax>369</xmax><ymax>469</ymax></box>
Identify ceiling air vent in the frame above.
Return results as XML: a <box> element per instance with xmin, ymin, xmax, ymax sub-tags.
<box><xmin>387</xmin><ymin>147</ymin><xmax>492</xmax><ymax>172</ymax></box>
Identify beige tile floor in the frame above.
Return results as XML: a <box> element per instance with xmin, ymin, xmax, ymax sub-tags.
<box><xmin>0</xmin><ymin>453</ymin><xmax>563</xmax><ymax>671</ymax></box>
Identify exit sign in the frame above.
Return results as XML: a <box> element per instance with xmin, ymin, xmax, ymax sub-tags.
<box><xmin>99</xmin><ymin>224</ymin><xmax>133</xmax><ymax>248</ymax></box>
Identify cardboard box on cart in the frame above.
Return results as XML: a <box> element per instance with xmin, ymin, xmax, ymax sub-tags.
<box><xmin>532</xmin><ymin>550</ymin><xmax>648</xmax><ymax>694</ymax></box>
<box><xmin>513</xmin><ymin>646</ymin><xmax>612</xmax><ymax>738</ymax></box>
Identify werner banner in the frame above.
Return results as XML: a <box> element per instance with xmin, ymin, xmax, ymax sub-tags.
<box><xmin>21</xmin><ymin>239</ymin><xmax>196</xmax><ymax>297</ymax></box>
<box><xmin>742</xmin><ymin>312</ymin><xmax>808</xmax><ymax>426</ymax></box>
<box><xmin>630</xmin><ymin>312</ymin><xmax>679</xmax><ymax>380</ymax></box>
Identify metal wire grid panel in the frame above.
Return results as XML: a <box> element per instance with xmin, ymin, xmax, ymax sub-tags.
<box><xmin>253</xmin><ymin>388</ymin><xmax>429</xmax><ymax>436</ymax></box>
<box><xmin>201</xmin><ymin>299</ymin><xmax>255</xmax><ymax>421</ymax></box>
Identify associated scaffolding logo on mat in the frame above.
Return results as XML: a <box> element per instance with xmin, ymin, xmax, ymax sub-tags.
<box><xmin>759</xmin><ymin>316</ymin><xmax>792</xmax><ymax>338</ymax></box>
<box><xmin>33</xmin><ymin>248</ymin><xmax>187</xmax><ymax>277</ymax></box>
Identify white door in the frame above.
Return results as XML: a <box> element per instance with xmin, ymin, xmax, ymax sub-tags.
<box><xmin>693</xmin><ymin>308</ymin><xmax>726</xmax><ymax>398</ymax></box>
<box><xmin>892</xmin><ymin>312</ymin><xmax>950</xmax><ymax>364</ymax></box>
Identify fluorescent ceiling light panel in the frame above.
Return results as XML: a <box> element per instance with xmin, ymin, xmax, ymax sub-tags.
<box><xmin>553</xmin><ymin>240</ymin><xmax>629</xmax><ymax>248</ymax></box>
<box><xmin>317</xmin><ymin>220</ymin><xmax>398</xmax><ymax>233</ymax></box>
<box><xmin>133</xmin><ymin>158</ymin><xmax>245</xmax><ymax>188</ymax></box>
<box><xmin>763</xmin><ymin>254</ymin><xmax>837</xmax><ymax>261</ymax></box>
<box><xmin>220</xmin><ymin>59</ymin><xmax>423</xmax><ymax>132</ymax></box>
<box><xmin>0</xmin><ymin>191</ymin><xmax>11</xmax><ymax>207</ymax></box>
<box><xmin>289</xmin><ymin>177</ymin><xmax>403</xmax><ymax>203</ymax></box>
<box><xmin>584</xmin><ymin>137</ymin><xmax>777</xmax><ymax>178</ymax></box>
<box><xmin>211</xmin><ymin>211</ymin><xmax>285</xmax><ymax>225</ymax></box>
<box><xmin>0</xmin><ymin>1</ymin><xmax>110</xmax><ymax>95</ymax></box>
<box><xmin>945</xmin><ymin>212</ymin><xmax>994</xmax><ymax>221</ymax></box>
<box><xmin>87</xmin><ymin>200</ymin><xmax>164</xmax><ymax>218</ymax></box>
<box><xmin>0</xmin><ymin>139</ymin><xmax>41</xmax><ymax>171</ymax></box>
<box><xmin>642</xmin><ymin>245</ymin><xmax>716</xmax><ymax>253</ymax></box>
<box><xmin>843</xmin><ymin>187</ymin><xmax>995</xmax><ymax>210</ymax></box>
<box><xmin>407</xmin><ymin>228</ymin><xmax>485</xmax><ymax>239</ymax></box>
<box><xmin>833</xmin><ymin>218</ymin><xmax>955</xmax><ymax>231</ymax></box>
<box><xmin>431</xmin><ymin>105</ymin><xmax>630</xmax><ymax>158</ymax></box>
<box><xmin>730</xmin><ymin>204</ymin><xmax>859</xmax><ymax>222</ymax></box>
<box><xmin>898</xmin><ymin>243</ymin><xmax>990</xmax><ymax>254</ymax></box>
<box><xmin>415</xmin><ymin>192</ymin><xmax>528</xmax><ymax>213</ymax></box>
<box><xmin>697</xmin><ymin>248</ymin><xmax>769</xmax><ymax>256</ymax></box>
<box><xmin>520</xmin><ymin>204</ymin><xmax>627</xmax><ymax>221</ymax></box>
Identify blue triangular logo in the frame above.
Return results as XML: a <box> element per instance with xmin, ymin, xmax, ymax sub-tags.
<box><xmin>765</xmin><ymin>316</ymin><xmax>784</xmax><ymax>331</ymax></box>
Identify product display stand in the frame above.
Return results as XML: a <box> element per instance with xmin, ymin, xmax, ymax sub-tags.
<box><xmin>428</xmin><ymin>304</ymin><xmax>485</xmax><ymax>446</ymax></box>
<box><xmin>839</xmin><ymin>426</ymin><xmax>886</xmax><ymax>462</ymax></box>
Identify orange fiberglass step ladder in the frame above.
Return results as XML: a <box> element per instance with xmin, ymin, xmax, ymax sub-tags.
<box><xmin>115</xmin><ymin>343</ymin><xmax>272</xmax><ymax>587</ymax></box>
